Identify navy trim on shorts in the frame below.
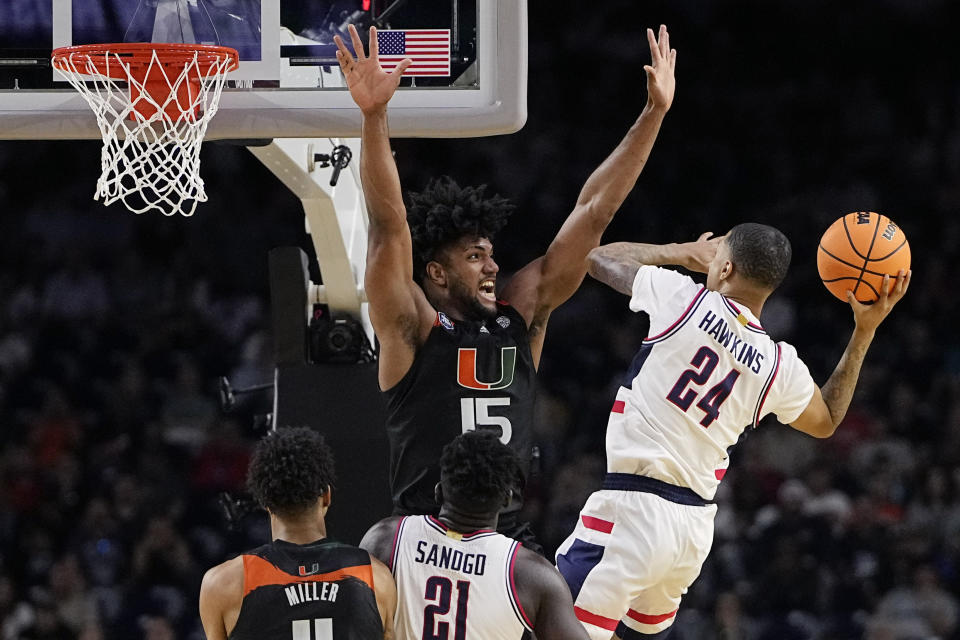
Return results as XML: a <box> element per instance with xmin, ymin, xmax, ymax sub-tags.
<box><xmin>602</xmin><ymin>473</ymin><xmax>712</xmax><ymax>507</ymax></box>
<box><xmin>556</xmin><ymin>538</ymin><xmax>606</xmax><ymax>602</ymax></box>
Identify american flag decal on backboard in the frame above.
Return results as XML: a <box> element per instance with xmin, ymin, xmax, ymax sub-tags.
<box><xmin>377</xmin><ymin>29</ymin><xmax>451</xmax><ymax>76</ymax></box>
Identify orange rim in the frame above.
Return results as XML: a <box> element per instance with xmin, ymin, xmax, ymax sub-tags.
<box><xmin>51</xmin><ymin>43</ymin><xmax>239</xmax><ymax>77</ymax></box>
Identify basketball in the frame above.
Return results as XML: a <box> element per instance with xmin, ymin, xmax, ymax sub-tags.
<box><xmin>817</xmin><ymin>212</ymin><xmax>911</xmax><ymax>303</ymax></box>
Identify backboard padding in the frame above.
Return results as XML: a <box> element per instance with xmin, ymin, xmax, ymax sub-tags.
<box><xmin>0</xmin><ymin>0</ymin><xmax>527</xmax><ymax>139</ymax></box>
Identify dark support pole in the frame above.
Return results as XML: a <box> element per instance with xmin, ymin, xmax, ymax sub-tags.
<box><xmin>268</xmin><ymin>247</ymin><xmax>309</xmax><ymax>366</ymax></box>
<box><xmin>451</xmin><ymin>0</ymin><xmax>459</xmax><ymax>56</ymax></box>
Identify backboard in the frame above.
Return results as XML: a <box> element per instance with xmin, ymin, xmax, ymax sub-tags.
<box><xmin>0</xmin><ymin>0</ymin><xmax>526</xmax><ymax>139</ymax></box>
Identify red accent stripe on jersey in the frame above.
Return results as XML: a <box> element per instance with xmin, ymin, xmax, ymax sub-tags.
<box><xmin>626</xmin><ymin>608</ymin><xmax>678</xmax><ymax>625</ymax></box>
<box><xmin>242</xmin><ymin>555</ymin><xmax>373</xmax><ymax>596</ymax></box>
<box><xmin>508</xmin><ymin>543</ymin><xmax>534</xmax><ymax>629</ymax></box>
<box><xmin>462</xmin><ymin>530</ymin><xmax>496</xmax><ymax>539</ymax></box>
<box><xmin>753</xmin><ymin>343</ymin><xmax>782</xmax><ymax>427</ymax></box>
<box><xmin>611</xmin><ymin>400</ymin><xmax>625</xmax><ymax>414</ymax></box>
<box><xmin>723</xmin><ymin>298</ymin><xmax>765</xmax><ymax>331</ymax></box>
<box><xmin>644</xmin><ymin>287</ymin><xmax>706</xmax><ymax>341</ymax></box>
<box><xmin>424</xmin><ymin>515</ymin><xmax>447</xmax><ymax>536</ymax></box>
<box><xmin>425</xmin><ymin>516</ymin><xmax>495</xmax><ymax>539</ymax></box>
<box><xmin>581</xmin><ymin>515</ymin><xmax>614</xmax><ymax>534</ymax></box>
<box><xmin>715</xmin><ymin>468</ymin><xmax>727</xmax><ymax>481</ymax></box>
<box><xmin>574</xmin><ymin>607</ymin><xmax>619</xmax><ymax>631</ymax></box>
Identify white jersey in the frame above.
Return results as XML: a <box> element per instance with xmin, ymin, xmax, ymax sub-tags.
<box><xmin>607</xmin><ymin>266</ymin><xmax>816</xmax><ymax>499</ymax></box>
<box><xmin>389</xmin><ymin>515</ymin><xmax>533</xmax><ymax>640</ymax></box>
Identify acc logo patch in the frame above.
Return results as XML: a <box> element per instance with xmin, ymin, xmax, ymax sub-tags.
<box><xmin>438</xmin><ymin>312</ymin><xmax>455</xmax><ymax>331</ymax></box>
<box><xmin>496</xmin><ymin>316</ymin><xmax>510</xmax><ymax>329</ymax></box>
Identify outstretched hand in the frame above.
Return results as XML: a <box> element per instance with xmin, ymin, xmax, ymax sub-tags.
<box><xmin>681</xmin><ymin>231</ymin><xmax>721</xmax><ymax>273</ymax></box>
<box><xmin>334</xmin><ymin>24</ymin><xmax>412</xmax><ymax>116</ymax></box>
<box><xmin>644</xmin><ymin>24</ymin><xmax>677</xmax><ymax>112</ymax></box>
<box><xmin>847</xmin><ymin>270</ymin><xmax>911</xmax><ymax>333</ymax></box>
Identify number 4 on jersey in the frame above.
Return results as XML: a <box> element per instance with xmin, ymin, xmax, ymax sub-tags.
<box><xmin>666</xmin><ymin>346</ymin><xmax>741</xmax><ymax>427</ymax></box>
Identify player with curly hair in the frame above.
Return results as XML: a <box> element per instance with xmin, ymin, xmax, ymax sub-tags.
<box><xmin>361</xmin><ymin>431</ymin><xmax>590</xmax><ymax>640</ymax></box>
<box><xmin>199</xmin><ymin>427</ymin><xmax>397</xmax><ymax>640</ymax></box>
<box><xmin>333</xmin><ymin>24</ymin><xmax>678</xmax><ymax>548</ymax></box>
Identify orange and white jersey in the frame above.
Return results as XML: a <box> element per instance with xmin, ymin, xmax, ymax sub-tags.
<box><xmin>389</xmin><ymin>515</ymin><xmax>532</xmax><ymax>640</ymax></box>
<box><xmin>607</xmin><ymin>266</ymin><xmax>816</xmax><ymax>500</ymax></box>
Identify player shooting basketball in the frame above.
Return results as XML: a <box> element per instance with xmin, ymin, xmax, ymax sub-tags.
<box><xmin>555</xmin><ymin>226</ymin><xmax>910</xmax><ymax>639</ymax></box>
<box><xmin>333</xmin><ymin>23</ymin><xmax>677</xmax><ymax>550</ymax></box>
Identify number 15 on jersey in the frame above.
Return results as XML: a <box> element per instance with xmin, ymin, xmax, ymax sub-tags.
<box><xmin>460</xmin><ymin>398</ymin><xmax>512</xmax><ymax>444</ymax></box>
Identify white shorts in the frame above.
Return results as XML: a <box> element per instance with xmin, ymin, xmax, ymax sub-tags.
<box><xmin>555</xmin><ymin>486</ymin><xmax>716</xmax><ymax>639</ymax></box>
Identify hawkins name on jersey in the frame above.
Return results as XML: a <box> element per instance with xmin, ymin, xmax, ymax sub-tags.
<box><xmin>698</xmin><ymin>309</ymin><xmax>764</xmax><ymax>373</ymax></box>
<box><xmin>605</xmin><ymin>266</ymin><xmax>816</xmax><ymax>500</ymax></box>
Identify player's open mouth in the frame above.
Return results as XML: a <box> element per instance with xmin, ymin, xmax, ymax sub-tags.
<box><xmin>479</xmin><ymin>279</ymin><xmax>496</xmax><ymax>301</ymax></box>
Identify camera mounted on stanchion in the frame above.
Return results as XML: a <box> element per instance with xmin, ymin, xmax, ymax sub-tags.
<box><xmin>308</xmin><ymin>144</ymin><xmax>353</xmax><ymax>187</ymax></box>
<box><xmin>308</xmin><ymin>304</ymin><xmax>375</xmax><ymax>364</ymax></box>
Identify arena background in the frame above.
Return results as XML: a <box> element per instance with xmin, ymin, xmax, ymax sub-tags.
<box><xmin>1</xmin><ymin>1</ymin><xmax>959</xmax><ymax>638</ymax></box>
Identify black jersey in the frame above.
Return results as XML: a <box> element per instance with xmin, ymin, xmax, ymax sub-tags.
<box><xmin>229</xmin><ymin>538</ymin><xmax>382</xmax><ymax>640</ymax></box>
<box><xmin>383</xmin><ymin>303</ymin><xmax>536</xmax><ymax>519</ymax></box>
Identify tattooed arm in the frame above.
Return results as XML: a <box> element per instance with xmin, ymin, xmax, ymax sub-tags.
<box><xmin>586</xmin><ymin>233</ymin><xmax>721</xmax><ymax>296</ymax></box>
<box><xmin>791</xmin><ymin>271</ymin><xmax>911</xmax><ymax>438</ymax></box>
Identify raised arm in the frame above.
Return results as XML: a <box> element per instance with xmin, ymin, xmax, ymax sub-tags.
<box><xmin>335</xmin><ymin>25</ymin><xmax>437</xmax><ymax>389</ymax></box>
<box><xmin>587</xmin><ymin>233</ymin><xmax>721</xmax><ymax>295</ymax></box>
<box><xmin>501</xmin><ymin>25</ymin><xmax>677</xmax><ymax>358</ymax></box>
<box><xmin>791</xmin><ymin>271</ymin><xmax>911</xmax><ymax>438</ymax></box>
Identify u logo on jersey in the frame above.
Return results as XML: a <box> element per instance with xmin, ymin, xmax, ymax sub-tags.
<box><xmin>457</xmin><ymin>347</ymin><xmax>516</xmax><ymax>390</ymax></box>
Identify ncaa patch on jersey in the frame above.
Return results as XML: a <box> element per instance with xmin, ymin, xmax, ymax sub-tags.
<box><xmin>496</xmin><ymin>316</ymin><xmax>510</xmax><ymax>328</ymax></box>
<box><xmin>438</xmin><ymin>312</ymin><xmax>455</xmax><ymax>331</ymax></box>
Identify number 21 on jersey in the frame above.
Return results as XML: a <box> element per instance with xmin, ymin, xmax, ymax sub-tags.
<box><xmin>423</xmin><ymin>577</ymin><xmax>470</xmax><ymax>640</ymax></box>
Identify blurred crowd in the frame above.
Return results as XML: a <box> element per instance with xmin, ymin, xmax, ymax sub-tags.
<box><xmin>2</xmin><ymin>1</ymin><xmax>960</xmax><ymax>639</ymax></box>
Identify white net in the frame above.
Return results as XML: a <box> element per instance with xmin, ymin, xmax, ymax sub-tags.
<box><xmin>52</xmin><ymin>47</ymin><xmax>237</xmax><ymax>216</ymax></box>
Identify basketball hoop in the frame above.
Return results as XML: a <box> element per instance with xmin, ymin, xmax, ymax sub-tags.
<box><xmin>51</xmin><ymin>43</ymin><xmax>239</xmax><ymax>216</ymax></box>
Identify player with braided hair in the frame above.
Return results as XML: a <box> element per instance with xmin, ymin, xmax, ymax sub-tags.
<box><xmin>199</xmin><ymin>427</ymin><xmax>397</xmax><ymax>640</ymax></box>
<box><xmin>334</xmin><ymin>24</ymin><xmax>678</xmax><ymax>548</ymax></box>
<box><xmin>361</xmin><ymin>431</ymin><xmax>589</xmax><ymax>640</ymax></box>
